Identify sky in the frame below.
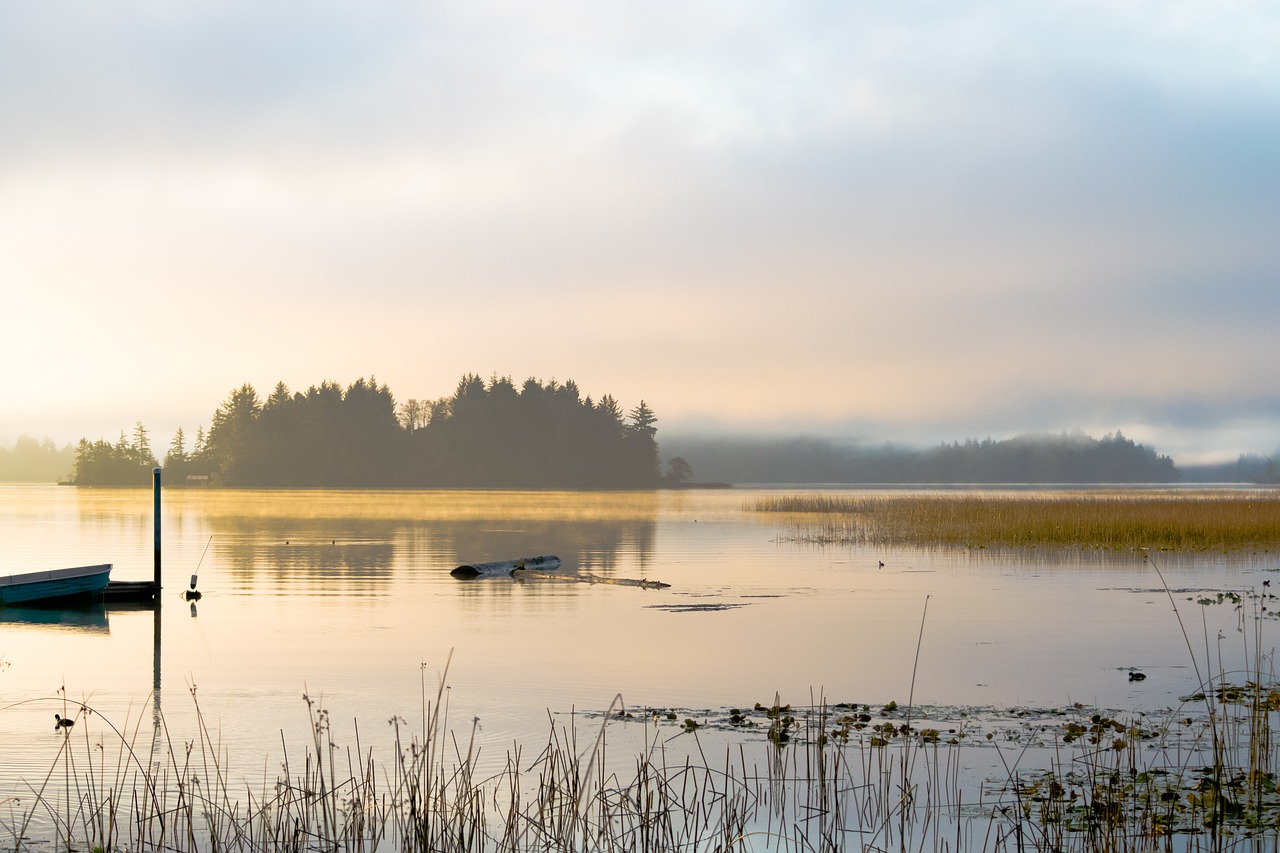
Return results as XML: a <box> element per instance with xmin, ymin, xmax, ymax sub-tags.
<box><xmin>1</xmin><ymin>0</ymin><xmax>1277</xmax><ymax>465</ymax></box>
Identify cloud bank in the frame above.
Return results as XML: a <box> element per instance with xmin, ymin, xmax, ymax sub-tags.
<box><xmin>1</xmin><ymin>0</ymin><xmax>1276</xmax><ymax>463</ymax></box>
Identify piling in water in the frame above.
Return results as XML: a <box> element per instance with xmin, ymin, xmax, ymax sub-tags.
<box><xmin>153</xmin><ymin>467</ymin><xmax>161</xmax><ymax>595</ymax></box>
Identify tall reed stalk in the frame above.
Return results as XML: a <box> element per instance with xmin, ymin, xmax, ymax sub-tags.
<box><xmin>8</xmin><ymin>616</ymin><xmax>1280</xmax><ymax>852</ymax></box>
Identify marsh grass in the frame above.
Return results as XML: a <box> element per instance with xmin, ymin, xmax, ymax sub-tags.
<box><xmin>10</xmin><ymin>589</ymin><xmax>1280</xmax><ymax>852</ymax></box>
<box><xmin>6</xmin><ymin>693</ymin><xmax>969</xmax><ymax>853</ymax></box>
<box><xmin>9</xmin><ymin>683</ymin><xmax>1280</xmax><ymax>851</ymax></box>
<box><xmin>750</xmin><ymin>491</ymin><xmax>1280</xmax><ymax>552</ymax></box>
<box><xmin>1000</xmin><ymin>583</ymin><xmax>1280</xmax><ymax>851</ymax></box>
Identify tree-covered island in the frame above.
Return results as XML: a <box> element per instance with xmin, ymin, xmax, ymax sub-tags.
<box><xmin>71</xmin><ymin>375</ymin><xmax>664</xmax><ymax>488</ymax></box>
<box><xmin>62</xmin><ymin>374</ymin><xmax>1279</xmax><ymax>488</ymax></box>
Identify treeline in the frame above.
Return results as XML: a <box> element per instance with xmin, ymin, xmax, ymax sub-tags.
<box><xmin>1181</xmin><ymin>454</ymin><xmax>1280</xmax><ymax>484</ymax></box>
<box><xmin>0</xmin><ymin>435</ymin><xmax>76</xmax><ymax>482</ymax></box>
<box><xmin>55</xmin><ymin>382</ymin><xmax>1279</xmax><ymax>487</ymax></box>
<box><xmin>71</xmin><ymin>423</ymin><xmax>160</xmax><ymax>486</ymax></box>
<box><xmin>72</xmin><ymin>375</ymin><xmax>663</xmax><ymax>489</ymax></box>
<box><xmin>660</xmin><ymin>431</ymin><xmax>1186</xmax><ymax>484</ymax></box>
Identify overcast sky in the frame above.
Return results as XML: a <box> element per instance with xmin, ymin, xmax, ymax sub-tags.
<box><xmin>1</xmin><ymin>0</ymin><xmax>1276</xmax><ymax>464</ymax></box>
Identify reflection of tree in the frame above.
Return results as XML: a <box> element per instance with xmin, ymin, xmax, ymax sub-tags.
<box><xmin>443</xmin><ymin>518</ymin><xmax>656</xmax><ymax>577</ymax></box>
<box><xmin>207</xmin><ymin>516</ymin><xmax>399</xmax><ymax>589</ymax></box>
<box><xmin>200</xmin><ymin>500</ymin><xmax>657</xmax><ymax>595</ymax></box>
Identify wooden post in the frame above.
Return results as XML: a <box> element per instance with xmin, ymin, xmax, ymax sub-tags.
<box><xmin>153</xmin><ymin>467</ymin><xmax>162</xmax><ymax>598</ymax></box>
<box><xmin>152</xmin><ymin>468</ymin><xmax>163</xmax><ymax>729</ymax></box>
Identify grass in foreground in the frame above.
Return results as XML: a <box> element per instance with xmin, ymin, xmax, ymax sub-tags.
<box><xmin>12</xmin><ymin>686</ymin><xmax>1280</xmax><ymax>853</ymax></box>
<box><xmin>8</xmin><ymin>582</ymin><xmax>1280</xmax><ymax>851</ymax></box>
<box><xmin>749</xmin><ymin>491</ymin><xmax>1280</xmax><ymax>551</ymax></box>
<box><xmin>10</xmin><ymin>610</ymin><xmax>1280</xmax><ymax>853</ymax></box>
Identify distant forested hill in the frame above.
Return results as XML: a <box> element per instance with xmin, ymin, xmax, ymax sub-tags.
<box><xmin>71</xmin><ymin>375</ymin><xmax>662</xmax><ymax>489</ymax></box>
<box><xmin>59</xmin><ymin>379</ymin><xmax>1277</xmax><ymax>488</ymax></box>
<box><xmin>1179</xmin><ymin>454</ymin><xmax>1279</xmax><ymax>484</ymax></box>
<box><xmin>0</xmin><ymin>435</ymin><xmax>75</xmax><ymax>482</ymax></box>
<box><xmin>659</xmin><ymin>432</ymin><xmax>1187</xmax><ymax>485</ymax></box>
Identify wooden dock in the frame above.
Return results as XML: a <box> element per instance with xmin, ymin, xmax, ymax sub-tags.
<box><xmin>102</xmin><ymin>581</ymin><xmax>159</xmax><ymax>603</ymax></box>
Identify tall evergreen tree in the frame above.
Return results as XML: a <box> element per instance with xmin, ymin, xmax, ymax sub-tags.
<box><xmin>624</xmin><ymin>401</ymin><xmax>660</xmax><ymax>485</ymax></box>
<box><xmin>72</xmin><ymin>375</ymin><xmax>663</xmax><ymax>489</ymax></box>
<box><xmin>72</xmin><ymin>427</ymin><xmax>158</xmax><ymax>485</ymax></box>
<box><xmin>203</xmin><ymin>383</ymin><xmax>262</xmax><ymax>484</ymax></box>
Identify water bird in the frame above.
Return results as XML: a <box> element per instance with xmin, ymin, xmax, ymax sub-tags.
<box><xmin>878</xmin><ymin>561</ymin><xmax>885</xmax><ymax>569</ymax></box>
<box><xmin>54</xmin><ymin>714</ymin><xmax>74</xmax><ymax>729</ymax></box>
<box><xmin>1128</xmin><ymin>671</ymin><xmax>1147</xmax><ymax>682</ymax></box>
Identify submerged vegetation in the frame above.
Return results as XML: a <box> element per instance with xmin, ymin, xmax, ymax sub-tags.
<box><xmin>14</xmin><ymin>617</ymin><xmax>1280</xmax><ymax>852</ymax></box>
<box><xmin>6</xmin><ymin>547</ymin><xmax>1280</xmax><ymax>850</ymax></box>
<box><xmin>751</xmin><ymin>491</ymin><xmax>1280</xmax><ymax>552</ymax></box>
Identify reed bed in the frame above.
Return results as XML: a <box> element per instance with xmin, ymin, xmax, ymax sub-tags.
<box><xmin>750</xmin><ymin>491</ymin><xmax>1280</xmax><ymax>552</ymax></box>
<box><xmin>9</xmin><ymin>587</ymin><xmax>1280</xmax><ymax>851</ymax></box>
<box><xmin>10</xmin><ymin>666</ymin><xmax>1280</xmax><ymax>851</ymax></box>
<box><xmin>7</xmin><ymin>687</ymin><xmax>951</xmax><ymax>853</ymax></box>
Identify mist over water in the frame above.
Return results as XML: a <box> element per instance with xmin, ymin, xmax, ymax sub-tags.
<box><xmin>0</xmin><ymin>484</ymin><xmax>1273</xmax><ymax>812</ymax></box>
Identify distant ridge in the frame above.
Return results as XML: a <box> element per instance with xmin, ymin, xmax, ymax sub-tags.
<box><xmin>659</xmin><ymin>431</ymin><xmax>1203</xmax><ymax>485</ymax></box>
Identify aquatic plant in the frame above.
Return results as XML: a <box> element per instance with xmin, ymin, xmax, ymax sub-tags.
<box><xmin>750</xmin><ymin>490</ymin><xmax>1280</xmax><ymax>552</ymax></box>
<box><xmin>8</xmin><ymin>582</ymin><xmax>1280</xmax><ymax>852</ymax></box>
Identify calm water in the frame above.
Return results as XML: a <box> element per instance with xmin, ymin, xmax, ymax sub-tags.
<box><xmin>0</xmin><ymin>484</ymin><xmax>1275</xmax><ymax>802</ymax></box>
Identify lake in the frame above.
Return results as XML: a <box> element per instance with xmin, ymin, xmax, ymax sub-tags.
<box><xmin>0</xmin><ymin>483</ymin><xmax>1275</xmax><ymax>844</ymax></box>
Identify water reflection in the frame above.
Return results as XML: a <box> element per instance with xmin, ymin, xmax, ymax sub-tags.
<box><xmin>8</xmin><ymin>483</ymin><xmax>1280</xmax><ymax>822</ymax></box>
<box><xmin>207</xmin><ymin>516</ymin><xmax>399</xmax><ymax>584</ymax></box>
<box><xmin>188</xmin><ymin>490</ymin><xmax>659</xmax><ymax>594</ymax></box>
<box><xmin>0</xmin><ymin>601</ymin><xmax>110</xmax><ymax>633</ymax></box>
<box><xmin>442</xmin><ymin>517</ymin><xmax>656</xmax><ymax>575</ymax></box>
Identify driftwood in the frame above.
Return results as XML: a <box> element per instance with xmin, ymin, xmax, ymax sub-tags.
<box><xmin>450</xmin><ymin>554</ymin><xmax>669</xmax><ymax>588</ymax></box>
<box><xmin>451</xmin><ymin>555</ymin><xmax>561</xmax><ymax>579</ymax></box>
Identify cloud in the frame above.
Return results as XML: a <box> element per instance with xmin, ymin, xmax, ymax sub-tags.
<box><xmin>0</xmin><ymin>0</ymin><xmax>1277</xmax><ymax>460</ymax></box>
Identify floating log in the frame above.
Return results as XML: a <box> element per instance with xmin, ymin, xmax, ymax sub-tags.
<box><xmin>451</xmin><ymin>555</ymin><xmax>669</xmax><ymax>588</ymax></box>
<box><xmin>513</xmin><ymin>569</ymin><xmax>670</xmax><ymax>590</ymax></box>
<box><xmin>451</xmin><ymin>555</ymin><xmax>562</xmax><ymax>579</ymax></box>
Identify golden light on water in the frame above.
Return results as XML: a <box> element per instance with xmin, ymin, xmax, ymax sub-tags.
<box><xmin>1</xmin><ymin>483</ymin><xmax>1276</xmax><ymax>815</ymax></box>
<box><xmin>163</xmin><ymin>488</ymin><xmax>664</xmax><ymax>522</ymax></box>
